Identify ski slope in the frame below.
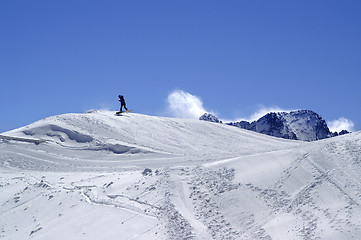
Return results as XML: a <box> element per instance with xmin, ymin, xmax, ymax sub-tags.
<box><xmin>0</xmin><ymin>110</ymin><xmax>360</xmax><ymax>240</ymax></box>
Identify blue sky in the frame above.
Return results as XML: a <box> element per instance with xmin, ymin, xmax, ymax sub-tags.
<box><xmin>1</xmin><ymin>0</ymin><xmax>360</xmax><ymax>133</ymax></box>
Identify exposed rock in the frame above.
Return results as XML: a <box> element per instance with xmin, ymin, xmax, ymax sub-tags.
<box><xmin>199</xmin><ymin>113</ymin><xmax>222</xmax><ymax>123</ymax></box>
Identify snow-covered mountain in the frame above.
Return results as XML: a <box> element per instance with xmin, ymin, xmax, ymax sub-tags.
<box><xmin>1</xmin><ymin>111</ymin><xmax>360</xmax><ymax>240</ymax></box>
<box><xmin>202</xmin><ymin>110</ymin><xmax>349</xmax><ymax>141</ymax></box>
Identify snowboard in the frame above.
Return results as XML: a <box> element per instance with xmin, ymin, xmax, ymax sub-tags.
<box><xmin>116</xmin><ymin>109</ymin><xmax>133</xmax><ymax>114</ymax></box>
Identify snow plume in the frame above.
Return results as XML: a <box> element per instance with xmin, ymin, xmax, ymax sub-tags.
<box><xmin>224</xmin><ymin>105</ymin><xmax>292</xmax><ymax>123</ymax></box>
<box><xmin>247</xmin><ymin>105</ymin><xmax>292</xmax><ymax>122</ymax></box>
<box><xmin>167</xmin><ymin>90</ymin><xmax>208</xmax><ymax>119</ymax></box>
<box><xmin>328</xmin><ymin>117</ymin><xmax>354</xmax><ymax>132</ymax></box>
<box><xmin>215</xmin><ymin>105</ymin><xmax>293</xmax><ymax>123</ymax></box>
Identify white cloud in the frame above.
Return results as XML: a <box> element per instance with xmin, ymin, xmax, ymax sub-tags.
<box><xmin>167</xmin><ymin>90</ymin><xmax>208</xmax><ymax>119</ymax></box>
<box><xmin>328</xmin><ymin>117</ymin><xmax>354</xmax><ymax>132</ymax></box>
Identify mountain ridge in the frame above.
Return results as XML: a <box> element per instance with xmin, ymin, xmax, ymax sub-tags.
<box><xmin>200</xmin><ymin>110</ymin><xmax>350</xmax><ymax>141</ymax></box>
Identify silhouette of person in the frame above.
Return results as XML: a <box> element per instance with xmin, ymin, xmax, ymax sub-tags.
<box><xmin>118</xmin><ymin>95</ymin><xmax>128</xmax><ymax>112</ymax></box>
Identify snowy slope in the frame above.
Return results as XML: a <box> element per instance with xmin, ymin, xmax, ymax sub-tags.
<box><xmin>0</xmin><ymin>111</ymin><xmax>360</xmax><ymax>240</ymax></box>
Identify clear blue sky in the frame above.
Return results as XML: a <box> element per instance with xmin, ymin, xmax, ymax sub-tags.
<box><xmin>1</xmin><ymin>0</ymin><xmax>360</xmax><ymax>133</ymax></box>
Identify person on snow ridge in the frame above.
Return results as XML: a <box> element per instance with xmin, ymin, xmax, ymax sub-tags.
<box><xmin>118</xmin><ymin>95</ymin><xmax>128</xmax><ymax>113</ymax></box>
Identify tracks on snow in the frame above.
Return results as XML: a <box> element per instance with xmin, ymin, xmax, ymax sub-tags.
<box><xmin>73</xmin><ymin>166</ymin><xmax>242</xmax><ymax>240</ymax></box>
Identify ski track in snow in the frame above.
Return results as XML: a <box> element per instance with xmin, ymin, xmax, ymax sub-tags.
<box><xmin>1</xmin><ymin>111</ymin><xmax>361</xmax><ymax>240</ymax></box>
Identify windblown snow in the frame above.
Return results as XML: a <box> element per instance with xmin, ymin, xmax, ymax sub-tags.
<box><xmin>0</xmin><ymin>111</ymin><xmax>360</xmax><ymax>240</ymax></box>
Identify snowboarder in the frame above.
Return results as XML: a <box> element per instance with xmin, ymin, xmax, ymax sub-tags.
<box><xmin>118</xmin><ymin>95</ymin><xmax>128</xmax><ymax>113</ymax></box>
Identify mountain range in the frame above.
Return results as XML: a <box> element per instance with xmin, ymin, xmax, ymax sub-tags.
<box><xmin>200</xmin><ymin>110</ymin><xmax>349</xmax><ymax>141</ymax></box>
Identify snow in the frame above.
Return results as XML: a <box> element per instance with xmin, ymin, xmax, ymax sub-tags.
<box><xmin>0</xmin><ymin>110</ymin><xmax>360</xmax><ymax>239</ymax></box>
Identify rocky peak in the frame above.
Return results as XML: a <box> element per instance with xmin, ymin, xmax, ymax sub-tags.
<box><xmin>199</xmin><ymin>113</ymin><xmax>222</xmax><ymax>123</ymax></box>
